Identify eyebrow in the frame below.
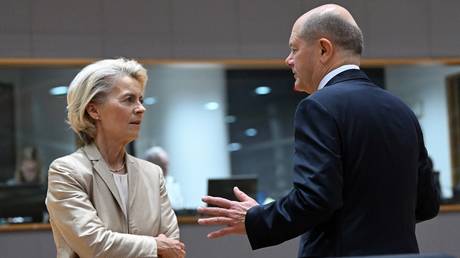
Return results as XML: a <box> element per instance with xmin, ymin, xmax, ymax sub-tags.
<box><xmin>121</xmin><ymin>92</ymin><xmax>142</xmax><ymax>99</ymax></box>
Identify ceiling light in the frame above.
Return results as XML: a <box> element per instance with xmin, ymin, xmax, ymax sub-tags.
<box><xmin>144</xmin><ymin>97</ymin><xmax>157</xmax><ymax>105</ymax></box>
<box><xmin>227</xmin><ymin>143</ymin><xmax>242</xmax><ymax>152</ymax></box>
<box><xmin>204</xmin><ymin>102</ymin><xmax>219</xmax><ymax>110</ymax></box>
<box><xmin>49</xmin><ymin>86</ymin><xmax>68</xmax><ymax>96</ymax></box>
<box><xmin>255</xmin><ymin>86</ymin><xmax>271</xmax><ymax>95</ymax></box>
<box><xmin>244</xmin><ymin>128</ymin><xmax>258</xmax><ymax>137</ymax></box>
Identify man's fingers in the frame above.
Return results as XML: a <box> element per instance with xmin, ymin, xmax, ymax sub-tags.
<box><xmin>207</xmin><ymin>226</ymin><xmax>237</xmax><ymax>239</ymax></box>
<box><xmin>202</xmin><ymin>195</ymin><xmax>233</xmax><ymax>208</ymax></box>
<box><xmin>233</xmin><ymin>186</ymin><xmax>253</xmax><ymax>202</ymax></box>
<box><xmin>197</xmin><ymin>216</ymin><xmax>234</xmax><ymax>226</ymax></box>
<box><xmin>197</xmin><ymin>206</ymin><xmax>230</xmax><ymax>217</ymax></box>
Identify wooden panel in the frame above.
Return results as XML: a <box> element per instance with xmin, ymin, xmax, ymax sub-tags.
<box><xmin>429</xmin><ymin>0</ymin><xmax>460</xmax><ymax>57</ymax></box>
<box><xmin>31</xmin><ymin>0</ymin><xmax>102</xmax><ymax>34</ymax></box>
<box><xmin>32</xmin><ymin>35</ymin><xmax>102</xmax><ymax>58</ymax></box>
<box><xmin>172</xmin><ymin>0</ymin><xmax>239</xmax><ymax>59</ymax></box>
<box><xmin>364</xmin><ymin>0</ymin><xmax>430</xmax><ymax>58</ymax></box>
<box><xmin>103</xmin><ymin>35</ymin><xmax>172</xmax><ymax>59</ymax></box>
<box><xmin>102</xmin><ymin>0</ymin><xmax>172</xmax><ymax>58</ymax></box>
<box><xmin>31</xmin><ymin>0</ymin><xmax>103</xmax><ymax>57</ymax></box>
<box><xmin>238</xmin><ymin>0</ymin><xmax>301</xmax><ymax>59</ymax></box>
<box><xmin>0</xmin><ymin>0</ymin><xmax>32</xmax><ymax>57</ymax></box>
<box><xmin>0</xmin><ymin>34</ymin><xmax>31</xmax><ymax>57</ymax></box>
<box><xmin>0</xmin><ymin>0</ymin><xmax>31</xmax><ymax>33</ymax></box>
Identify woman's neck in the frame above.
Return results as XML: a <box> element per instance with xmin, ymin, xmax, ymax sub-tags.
<box><xmin>93</xmin><ymin>135</ymin><xmax>126</xmax><ymax>169</ymax></box>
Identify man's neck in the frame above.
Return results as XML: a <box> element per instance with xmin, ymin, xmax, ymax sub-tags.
<box><xmin>317</xmin><ymin>64</ymin><xmax>360</xmax><ymax>90</ymax></box>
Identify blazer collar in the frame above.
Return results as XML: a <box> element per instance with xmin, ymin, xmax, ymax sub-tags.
<box><xmin>324</xmin><ymin>68</ymin><xmax>371</xmax><ymax>88</ymax></box>
<box><xmin>83</xmin><ymin>143</ymin><xmax>135</xmax><ymax>164</ymax></box>
<box><xmin>82</xmin><ymin>143</ymin><xmax>138</xmax><ymax>213</ymax></box>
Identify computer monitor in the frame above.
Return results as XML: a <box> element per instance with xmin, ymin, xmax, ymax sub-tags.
<box><xmin>0</xmin><ymin>183</ymin><xmax>47</xmax><ymax>223</ymax></box>
<box><xmin>207</xmin><ymin>175</ymin><xmax>258</xmax><ymax>203</ymax></box>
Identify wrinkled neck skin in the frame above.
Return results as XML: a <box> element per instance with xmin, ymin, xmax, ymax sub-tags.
<box><xmin>93</xmin><ymin>132</ymin><xmax>127</xmax><ymax>169</ymax></box>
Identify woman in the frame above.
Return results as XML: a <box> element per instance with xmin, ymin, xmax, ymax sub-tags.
<box><xmin>46</xmin><ymin>58</ymin><xmax>185</xmax><ymax>258</ymax></box>
<box><xmin>8</xmin><ymin>146</ymin><xmax>42</xmax><ymax>185</ymax></box>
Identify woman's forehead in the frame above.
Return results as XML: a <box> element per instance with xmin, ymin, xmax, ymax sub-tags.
<box><xmin>111</xmin><ymin>76</ymin><xmax>144</xmax><ymax>94</ymax></box>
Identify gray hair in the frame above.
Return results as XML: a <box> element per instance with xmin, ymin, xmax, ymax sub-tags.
<box><xmin>144</xmin><ymin>146</ymin><xmax>168</xmax><ymax>173</ymax></box>
<box><xmin>300</xmin><ymin>12</ymin><xmax>363</xmax><ymax>55</ymax></box>
<box><xmin>67</xmin><ymin>58</ymin><xmax>148</xmax><ymax>144</ymax></box>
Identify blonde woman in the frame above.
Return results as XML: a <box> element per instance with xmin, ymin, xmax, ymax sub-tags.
<box><xmin>46</xmin><ymin>58</ymin><xmax>185</xmax><ymax>258</ymax></box>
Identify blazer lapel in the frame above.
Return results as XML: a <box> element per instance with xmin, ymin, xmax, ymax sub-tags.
<box><xmin>126</xmin><ymin>154</ymin><xmax>138</xmax><ymax>212</ymax></box>
<box><xmin>82</xmin><ymin>144</ymin><xmax>124</xmax><ymax>211</ymax></box>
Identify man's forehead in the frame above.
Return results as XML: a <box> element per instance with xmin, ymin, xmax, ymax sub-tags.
<box><xmin>288</xmin><ymin>30</ymin><xmax>301</xmax><ymax>46</ymax></box>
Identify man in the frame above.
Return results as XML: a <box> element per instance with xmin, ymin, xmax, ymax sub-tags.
<box><xmin>198</xmin><ymin>4</ymin><xmax>439</xmax><ymax>258</ymax></box>
<box><xmin>145</xmin><ymin>146</ymin><xmax>184</xmax><ymax>210</ymax></box>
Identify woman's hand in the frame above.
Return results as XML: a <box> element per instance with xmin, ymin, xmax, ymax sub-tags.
<box><xmin>155</xmin><ymin>234</ymin><xmax>186</xmax><ymax>258</ymax></box>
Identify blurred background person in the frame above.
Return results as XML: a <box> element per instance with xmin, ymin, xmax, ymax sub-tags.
<box><xmin>46</xmin><ymin>58</ymin><xmax>185</xmax><ymax>258</ymax></box>
<box><xmin>145</xmin><ymin>146</ymin><xmax>184</xmax><ymax>210</ymax></box>
<box><xmin>7</xmin><ymin>146</ymin><xmax>42</xmax><ymax>185</ymax></box>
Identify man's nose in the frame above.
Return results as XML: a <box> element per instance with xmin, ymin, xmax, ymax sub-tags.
<box><xmin>285</xmin><ymin>54</ymin><xmax>293</xmax><ymax>67</ymax></box>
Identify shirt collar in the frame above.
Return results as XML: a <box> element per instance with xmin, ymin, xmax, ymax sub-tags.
<box><xmin>317</xmin><ymin>64</ymin><xmax>360</xmax><ymax>90</ymax></box>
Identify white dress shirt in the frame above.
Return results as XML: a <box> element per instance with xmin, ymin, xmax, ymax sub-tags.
<box><xmin>318</xmin><ymin>64</ymin><xmax>360</xmax><ymax>90</ymax></box>
<box><xmin>113</xmin><ymin>173</ymin><xmax>129</xmax><ymax>218</ymax></box>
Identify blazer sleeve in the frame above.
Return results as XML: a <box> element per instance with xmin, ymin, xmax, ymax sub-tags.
<box><xmin>245</xmin><ymin>98</ymin><xmax>343</xmax><ymax>249</ymax></box>
<box><xmin>415</xmin><ymin>123</ymin><xmax>440</xmax><ymax>222</ymax></box>
<box><xmin>46</xmin><ymin>158</ymin><xmax>158</xmax><ymax>258</ymax></box>
<box><xmin>158</xmin><ymin>171</ymin><xmax>180</xmax><ymax>240</ymax></box>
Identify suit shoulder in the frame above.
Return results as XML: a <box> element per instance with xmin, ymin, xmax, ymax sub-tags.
<box><xmin>130</xmin><ymin>155</ymin><xmax>163</xmax><ymax>177</ymax></box>
<box><xmin>50</xmin><ymin>148</ymin><xmax>90</xmax><ymax>170</ymax></box>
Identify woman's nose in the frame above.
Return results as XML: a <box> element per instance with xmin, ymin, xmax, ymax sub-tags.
<box><xmin>135</xmin><ymin>103</ymin><xmax>146</xmax><ymax>113</ymax></box>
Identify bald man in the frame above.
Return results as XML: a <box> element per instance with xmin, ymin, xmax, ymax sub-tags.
<box><xmin>198</xmin><ymin>4</ymin><xmax>440</xmax><ymax>257</ymax></box>
<box><xmin>145</xmin><ymin>146</ymin><xmax>184</xmax><ymax>210</ymax></box>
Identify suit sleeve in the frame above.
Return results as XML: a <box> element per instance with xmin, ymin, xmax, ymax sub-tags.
<box><xmin>46</xmin><ymin>158</ymin><xmax>158</xmax><ymax>258</ymax></box>
<box><xmin>415</xmin><ymin>123</ymin><xmax>440</xmax><ymax>222</ymax></box>
<box><xmin>245</xmin><ymin>98</ymin><xmax>343</xmax><ymax>249</ymax></box>
<box><xmin>158</xmin><ymin>171</ymin><xmax>180</xmax><ymax>240</ymax></box>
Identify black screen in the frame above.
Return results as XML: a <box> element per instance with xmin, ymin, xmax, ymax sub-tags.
<box><xmin>0</xmin><ymin>183</ymin><xmax>47</xmax><ymax>223</ymax></box>
<box><xmin>207</xmin><ymin>175</ymin><xmax>257</xmax><ymax>203</ymax></box>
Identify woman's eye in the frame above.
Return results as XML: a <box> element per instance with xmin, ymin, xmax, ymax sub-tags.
<box><xmin>124</xmin><ymin>96</ymin><xmax>135</xmax><ymax>103</ymax></box>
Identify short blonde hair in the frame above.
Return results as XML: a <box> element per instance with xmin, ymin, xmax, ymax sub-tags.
<box><xmin>67</xmin><ymin>58</ymin><xmax>148</xmax><ymax>144</ymax></box>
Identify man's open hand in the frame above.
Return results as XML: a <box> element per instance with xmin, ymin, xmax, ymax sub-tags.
<box><xmin>197</xmin><ymin>186</ymin><xmax>259</xmax><ymax>239</ymax></box>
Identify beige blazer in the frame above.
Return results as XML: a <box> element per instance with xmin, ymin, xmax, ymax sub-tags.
<box><xmin>46</xmin><ymin>144</ymin><xmax>179</xmax><ymax>258</ymax></box>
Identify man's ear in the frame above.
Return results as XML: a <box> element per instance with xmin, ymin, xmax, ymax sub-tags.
<box><xmin>318</xmin><ymin>38</ymin><xmax>333</xmax><ymax>63</ymax></box>
<box><xmin>86</xmin><ymin>102</ymin><xmax>100</xmax><ymax>121</ymax></box>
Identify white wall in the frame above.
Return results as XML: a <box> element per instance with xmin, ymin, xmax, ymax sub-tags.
<box><xmin>137</xmin><ymin>64</ymin><xmax>231</xmax><ymax>208</ymax></box>
<box><xmin>386</xmin><ymin>64</ymin><xmax>460</xmax><ymax>198</ymax></box>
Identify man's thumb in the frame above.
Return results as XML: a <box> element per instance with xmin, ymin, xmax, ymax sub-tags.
<box><xmin>233</xmin><ymin>186</ymin><xmax>251</xmax><ymax>202</ymax></box>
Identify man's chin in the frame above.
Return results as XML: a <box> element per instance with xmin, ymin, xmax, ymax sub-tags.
<box><xmin>293</xmin><ymin>83</ymin><xmax>306</xmax><ymax>93</ymax></box>
<box><xmin>293</xmin><ymin>82</ymin><xmax>316</xmax><ymax>94</ymax></box>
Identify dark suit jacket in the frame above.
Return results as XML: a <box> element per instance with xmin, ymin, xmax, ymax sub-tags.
<box><xmin>245</xmin><ymin>69</ymin><xmax>440</xmax><ymax>258</ymax></box>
